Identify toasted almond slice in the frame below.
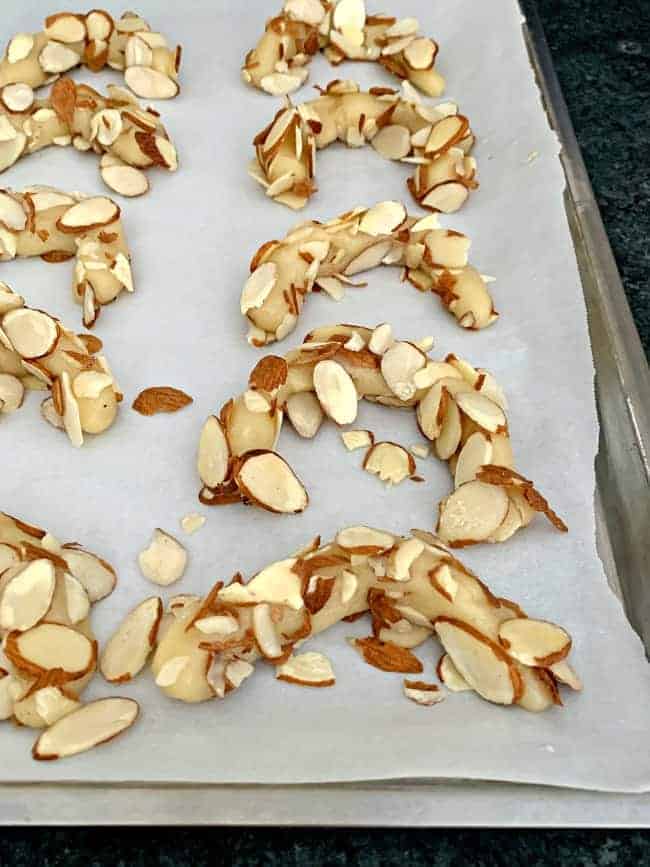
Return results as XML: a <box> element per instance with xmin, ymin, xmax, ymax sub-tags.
<box><xmin>436</xmin><ymin>652</ymin><xmax>472</xmax><ymax>691</ymax></box>
<box><xmin>363</xmin><ymin>441</ymin><xmax>415</xmax><ymax>485</ymax></box>
<box><xmin>368</xmin><ymin>322</ymin><xmax>394</xmax><ymax>355</ymax></box>
<box><xmin>124</xmin><ymin>66</ymin><xmax>179</xmax><ymax>99</ymax></box>
<box><xmin>403</xmin><ymin>679</ymin><xmax>445</xmax><ymax>705</ymax></box>
<box><xmin>0</xmin><ymin>374</ymin><xmax>24</xmax><ymax>413</ymax></box>
<box><xmin>64</xmin><ymin>574</ymin><xmax>90</xmax><ymax>624</ymax></box>
<box><xmin>336</xmin><ymin>525</ymin><xmax>395</xmax><ymax>553</ymax></box>
<box><xmin>101</xmin><ymin>163</ymin><xmax>150</xmax><ymax>198</ymax></box>
<box><xmin>341</xmin><ymin>429</ymin><xmax>373</xmax><ymax>451</ymax></box>
<box><xmin>45</xmin><ymin>13</ymin><xmax>87</xmax><ymax>43</ymax></box>
<box><xmin>241</xmin><ymin>262</ymin><xmax>277</xmax><ymax>314</ymax></box>
<box><xmin>435</xmin><ymin>618</ymin><xmax>521</xmax><ymax>704</ymax></box>
<box><xmin>234</xmin><ymin>451</ymin><xmax>308</xmax><ymax>514</ymax></box>
<box><xmin>358</xmin><ymin>201</ymin><xmax>407</xmax><ymax>236</ymax></box>
<box><xmin>2</xmin><ymin>308</ymin><xmax>58</xmax><ymax>359</ymax></box>
<box><xmin>60</xmin><ymin>546</ymin><xmax>116</xmax><ymax>602</ymax></box>
<box><xmin>100</xmin><ymin>597</ymin><xmax>163</xmax><ymax>683</ymax></box>
<box><xmin>7</xmin><ymin>33</ymin><xmax>34</xmax><ymax>64</ymax></box>
<box><xmin>286</xmin><ymin>391</ymin><xmax>324</xmax><ymax>438</ymax></box>
<box><xmin>437</xmin><ymin>480</ymin><xmax>509</xmax><ymax>545</ymax></box>
<box><xmin>138</xmin><ymin>529</ymin><xmax>187</xmax><ymax>587</ymax></box>
<box><xmin>243</xmin><ymin>389</ymin><xmax>271</xmax><ymax>413</ymax></box>
<box><xmin>455</xmin><ymin>392</ymin><xmax>506</xmax><ymax>433</ymax></box>
<box><xmin>339</xmin><ymin>569</ymin><xmax>358</xmax><ymax>604</ymax></box>
<box><xmin>372</xmin><ymin>125</ymin><xmax>412</xmax><ymax>160</ymax></box>
<box><xmin>353</xmin><ymin>636</ymin><xmax>423</xmax><ymax>673</ymax></box>
<box><xmin>132</xmin><ymin>386</ymin><xmax>193</xmax><ymax>416</ymax></box>
<box><xmin>476</xmin><ymin>370</ymin><xmax>508</xmax><ymax>411</ymax></box>
<box><xmin>343</xmin><ymin>239</ymin><xmax>393</xmax><ymax>276</ymax></box>
<box><xmin>0</xmin><ymin>192</ymin><xmax>27</xmax><ymax>231</ymax></box>
<box><xmin>0</xmin><ymin>559</ymin><xmax>55</xmax><ymax>632</ymax></box>
<box><xmin>454</xmin><ymin>431</ymin><xmax>493</xmax><ymax>489</ymax></box>
<box><xmin>276</xmin><ymin>651</ymin><xmax>335</xmax><ymax>687</ymax></box>
<box><xmin>219</xmin><ymin>557</ymin><xmax>303</xmax><ymax>610</ymax></box>
<box><xmin>253</xmin><ymin>602</ymin><xmax>282</xmax><ymax>658</ymax></box>
<box><xmin>6</xmin><ymin>623</ymin><xmax>95</xmax><ymax>682</ymax></box>
<box><xmin>430</xmin><ymin>562</ymin><xmax>458</xmax><ymax>602</ymax></box>
<box><xmin>390</xmin><ymin>537</ymin><xmax>425</xmax><ymax>581</ymax></box>
<box><xmin>313</xmin><ymin>359</ymin><xmax>358</xmax><ymax>424</ymax></box>
<box><xmin>498</xmin><ymin>618</ymin><xmax>572</xmax><ymax>667</ymax></box>
<box><xmin>435</xmin><ymin>393</ymin><xmax>462</xmax><ymax>460</ymax></box>
<box><xmin>197</xmin><ymin>415</ymin><xmax>230</xmax><ymax>489</ymax></box>
<box><xmin>549</xmin><ymin>659</ymin><xmax>582</xmax><ymax>691</ymax></box>
<box><xmin>421</xmin><ymin>181</ymin><xmax>469</xmax><ymax>213</ymax></box>
<box><xmin>57</xmin><ymin>197</ymin><xmax>120</xmax><ymax>233</ymax></box>
<box><xmin>488</xmin><ymin>499</ymin><xmax>523</xmax><ymax>543</ymax></box>
<box><xmin>380</xmin><ymin>341</ymin><xmax>426</xmax><ymax>401</ymax></box>
<box><xmin>32</xmin><ymin>697</ymin><xmax>139</xmax><ymax>761</ymax></box>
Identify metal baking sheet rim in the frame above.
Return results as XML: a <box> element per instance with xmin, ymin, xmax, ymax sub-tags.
<box><xmin>2</xmin><ymin>3</ymin><xmax>650</xmax><ymax>826</ymax></box>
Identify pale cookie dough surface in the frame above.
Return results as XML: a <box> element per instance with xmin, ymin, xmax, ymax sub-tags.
<box><xmin>0</xmin><ymin>0</ymin><xmax>648</xmax><ymax>793</ymax></box>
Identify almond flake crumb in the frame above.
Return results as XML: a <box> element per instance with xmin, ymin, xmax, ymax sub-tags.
<box><xmin>180</xmin><ymin>513</ymin><xmax>206</xmax><ymax>535</ymax></box>
<box><xmin>341</xmin><ymin>429</ymin><xmax>374</xmax><ymax>451</ymax></box>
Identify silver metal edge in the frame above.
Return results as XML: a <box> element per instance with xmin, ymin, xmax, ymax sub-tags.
<box><xmin>2</xmin><ymin>3</ymin><xmax>649</xmax><ymax>828</ymax></box>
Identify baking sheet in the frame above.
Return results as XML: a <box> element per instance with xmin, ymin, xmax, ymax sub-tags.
<box><xmin>1</xmin><ymin>0</ymin><xmax>649</xmax><ymax>793</ymax></box>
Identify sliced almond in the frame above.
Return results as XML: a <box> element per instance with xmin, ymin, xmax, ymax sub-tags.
<box><xmin>437</xmin><ymin>480</ymin><xmax>510</xmax><ymax>545</ymax></box>
<box><xmin>0</xmin><ymin>559</ymin><xmax>55</xmax><ymax>632</ymax></box>
<box><xmin>358</xmin><ymin>201</ymin><xmax>407</xmax><ymax>236</ymax></box>
<box><xmin>132</xmin><ymin>386</ymin><xmax>193</xmax><ymax>416</ymax></box>
<box><xmin>180</xmin><ymin>513</ymin><xmax>205</xmax><ymax>535</ymax></box>
<box><xmin>454</xmin><ymin>431</ymin><xmax>493</xmax><ymax>489</ymax></box>
<box><xmin>437</xmin><ymin>652</ymin><xmax>472</xmax><ymax>692</ymax></box>
<box><xmin>421</xmin><ymin>181</ymin><xmax>469</xmax><ymax>213</ymax></box>
<box><xmin>380</xmin><ymin>341</ymin><xmax>426</xmax><ymax>401</ymax></box>
<box><xmin>253</xmin><ymin>602</ymin><xmax>283</xmax><ymax>659</ymax></box>
<box><xmin>218</xmin><ymin>557</ymin><xmax>303</xmax><ymax>610</ymax></box>
<box><xmin>101</xmin><ymin>163</ymin><xmax>149</xmax><ymax>198</ymax></box>
<box><xmin>138</xmin><ymin>529</ymin><xmax>187</xmax><ymax>587</ymax></box>
<box><xmin>341</xmin><ymin>429</ymin><xmax>373</xmax><ymax>451</ymax></box>
<box><xmin>404</xmin><ymin>37</ymin><xmax>437</xmax><ymax>69</ymax></box>
<box><xmin>155</xmin><ymin>654</ymin><xmax>190</xmax><ymax>688</ymax></box>
<box><xmin>194</xmin><ymin>614</ymin><xmax>239</xmax><ymax>636</ymax></box>
<box><xmin>60</xmin><ymin>370</ymin><xmax>83</xmax><ymax>448</ymax></box>
<box><xmin>0</xmin><ymin>192</ymin><xmax>27</xmax><ymax>231</ymax></box>
<box><xmin>100</xmin><ymin>597</ymin><xmax>163</xmax><ymax>683</ymax></box>
<box><xmin>57</xmin><ymin>197</ymin><xmax>120</xmax><ymax>233</ymax></box>
<box><xmin>0</xmin><ymin>133</ymin><xmax>26</xmax><ymax>172</ymax></box>
<box><xmin>39</xmin><ymin>41</ymin><xmax>80</xmax><ymax>74</ymax></box>
<box><xmin>5</xmin><ymin>623</ymin><xmax>95</xmax><ymax>683</ymax></box>
<box><xmin>234</xmin><ymin>450</ymin><xmax>308</xmax><ymax>514</ymax></box>
<box><xmin>403</xmin><ymin>679</ymin><xmax>445</xmax><ymax>705</ymax></box>
<box><xmin>435</xmin><ymin>392</ymin><xmax>462</xmax><ymax>459</ymax></box>
<box><xmin>124</xmin><ymin>66</ymin><xmax>179</xmax><ymax>99</ymax></box>
<box><xmin>285</xmin><ymin>0</ymin><xmax>326</xmax><ymax>24</ymax></box>
<box><xmin>352</xmin><ymin>636</ymin><xmax>423</xmax><ymax>673</ymax></box>
<box><xmin>2</xmin><ymin>308</ymin><xmax>58</xmax><ymax>359</ymax></box>
<box><xmin>72</xmin><ymin>371</ymin><xmax>113</xmax><ymax>400</ymax></box>
<box><xmin>434</xmin><ymin>617</ymin><xmax>521</xmax><ymax>705</ymax></box>
<box><xmin>0</xmin><ymin>373</ymin><xmax>24</xmax><ymax>413</ymax></box>
<box><xmin>455</xmin><ymin>392</ymin><xmax>506</xmax><ymax>433</ymax></box>
<box><xmin>64</xmin><ymin>573</ymin><xmax>90</xmax><ymax>624</ymax></box>
<box><xmin>498</xmin><ymin>618</ymin><xmax>572</xmax><ymax>667</ymax></box>
<box><xmin>32</xmin><ymin>698</ymin><xmax>139</xmax><ymax>761</ymax></box>
<box><xmin>390</xmin><ymin>537</ymin><xmax>425</xmax><ymax>581</ymax></box>
<box><xmin>241</xmin><ymin>262</ymin><xmax>277</xmax><ymax>314</ymax></box>
<box><xmin>197</xmin><ymin>415</ymin><xmax>230</xmax><ymax>488</ymax></box>
<box><xmin>336</xmin><ymin>526</ymin><xmax>395</xmax><ymax>553</ymax></box>
<box><xmin>549</xmin><ymin>659</ymin><xmax>582</xmax><ymax>691</ymax></box>
<box><xmin>313</xmin><ymin>359</ymin><xmax>358</xmax><ymax>424</ymax></box>
<box><xmin>225</xmin><ymin>658</ymin><xmax>255</xmax><ymax>690</ymax></box>
<box><xmin>276</xmin><ymin>651</ymin><xmax>335</xmax><ymax>687</ymax></box>
<box><xmin>60</xmin><ymin>546</ymin><xmax>116</xmax><ymax>602</ymax></box>
<box><xmin>343</xmin><ymin>239</ymin><xmax>393</xmax><ymax>275</ymax></box>
<box><xmin>363</xmin><ymin>441</ymin><xmax>415</xmax><ymax>485</ymax></box>
<box><xmin>7</xmin><ymin>33</ymin><xmax>34</xmax><ymax>64</ymax></box>
<box><xmin>45</xmin><ymin>13</ymin><xmax>87</xmax><ymax>43</ymax></box>
<box><xmin>15</xmin><ymin>686</ymin><xmax>79</xmax><ymax>728</ymax></box>
<box><xmin>286</xmin><ymin>391</ymin><xmax>324</xmax><ymax>438</ymax></box>
<box><xmin>368</xmin><ymin>322</ymin><xmax>394</xmax><ymax>355</ymax></box>
<box><xmin>371</xmin><ymin>125</ymin><xmax>412</xmax><ymax>160</ymax></box>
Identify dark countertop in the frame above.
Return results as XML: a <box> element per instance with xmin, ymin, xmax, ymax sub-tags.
<box><xmin>3</xmin><ymin>0</ymin><xmax>650</xmax><ymax>861</ymax></box>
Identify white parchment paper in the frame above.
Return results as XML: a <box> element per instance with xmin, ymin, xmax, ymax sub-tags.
<box><xmin>1</xmin><ymin>0</ymin><xmax>649</xmax><ymax>793</ymax></box>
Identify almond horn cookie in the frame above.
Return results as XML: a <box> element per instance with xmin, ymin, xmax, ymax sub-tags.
<box><xmin>242</xmin><ymin>200</ymin><xmax>494</xmax><ymax>347</ymax></box>
<box><xmin>0</xmin><ymin>187</ymin><xmax>134</xmax><ymax>328</ymax></box>
<box><xmin>0</xmin><ymin>511</ymin><xmax>139</xmax><ymax>751</ymax></box>
<box><xmin>243</xmin><ymin>0</ymin><xmax>444</xmax><ymax>98</ymax></box>
<box><xmin>250</xmin><ymin>80</ymin><xmax>476</xmax><ymax>212</ymax></box>
<box><xmin>196</xmin><ymin>322</ymin><xmax>567</xmax><ymax>547</ymax></box>
<box><xmin>0</xmin><ymin>282</ymin><xmax>122</xmax><ymax>447</ymax></box>
<box><xmin>0</xmin><ymin>10</ymin><xmax>180</xmax><ymax>101</ymax></box>
<box><xmin>0</xmin><ymin>79</ymin><xmax>178</xmax><ymax>197</ymax></box>
<box><xmin>148</xmin><ymin>525</ymin><xmax>580</xmax><ymax>711</ymax></box>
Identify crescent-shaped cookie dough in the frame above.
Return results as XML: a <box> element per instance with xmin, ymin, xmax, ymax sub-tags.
<box><xmin>0</xmin><ymin>10</ymin><xmax>180</xmax><ymax>101</ymax></box>
<box><xmin>0</xmin><ymin>282</ymin><xmax>122</xmax><ymax>447</ymax></box>
<box><xmin>250</xmin><ymin>80</ymin><xmax>476</xmax><ymax>212</ymax></box>
<box><xmin>196</xmin><ymin>322</ymin><xmax>567</xmax><ymax>547</ymax></box>
<box><xmin>243</xmin><ymin>0</ymin><xmax>444</xmax><ymax>98</ymax></box>
<box><xmin>149</xmin><ymin>525</ymin><xmax>579</xmax><ymax>711</ymax></box>
<box><xmin>242</xmin><ymin>200</ymin><xmax>494</xmax><ymax>347</ymax></box>
<box><xmin>0</xmin><ymin>79</ymin><xmax>178</xmax><ymax>197</ymax></box>
<box><xmin>0</xmin><ymin>187</ymin><xmax>134</xmax><ymax>329</ymax></box>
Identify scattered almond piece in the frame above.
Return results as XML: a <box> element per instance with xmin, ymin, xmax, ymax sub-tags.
<box><xmin>138</xmin><ymin>529</ymin><xmax>187</xmax><ymax>586</ymax></box>
<box><xmin>403</xmin><ymin>679</ymin><xmax>446</xmax><ymax>706</ymax></box>
<box><xmin>180</xmin><ymin>513</ymin><xmax>205</xmax><ymax>535</ymax></box>
<box><xmin>341</xmin><ymin>429</ymin><xmax>374</xmax><ymax>451</ymax></box>
<box><xmin>132</xmin><ymin>386</ymin><xmax>193</xmax><ymax>416</ymax></box>
<box><xmin>276</xmin><ymin>651</ymin><xmax>335</xmax><ymax>687</ymax></box>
